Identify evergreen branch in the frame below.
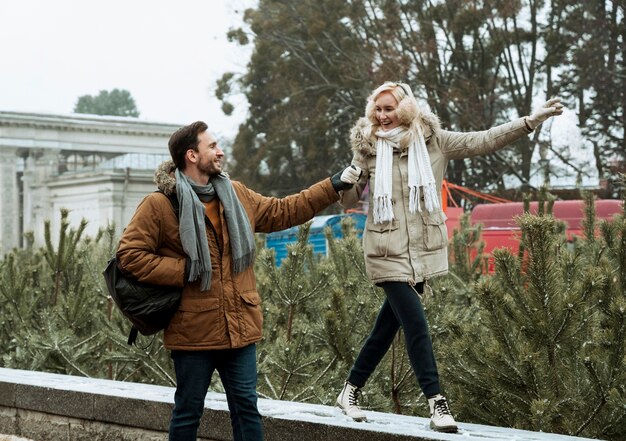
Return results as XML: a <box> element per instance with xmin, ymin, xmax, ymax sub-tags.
<box><xmin>395</xmin><ymin>364</ymin><xmax>414</xmax><ymax>392</ymax></box>
<box><xmin>575</xmin><ymin>364</ymin><xmax>607</xmax><ymax>436</ymax></box>
<box><xmin>291</xmin><ymin>355</ymin><xmax>337</xmax><ymax>402</ymax></box>
<box><xmin>553</xmin><ymin>307</ymin><xmax>573</xmax><ymax>346</ymax></box>
<box><xmin>584</xmin><ymin>358</ymin><xmax>607</xmax><ymax>403</ymax></box>
<box><xmin>475</xmin><ymin>280</ymin><xmax>517</xmax><ymax>360</ymax></box>
<box><xmin>522</xmin><ymin>357</ymin><xmax>541</xmax><ymax>399</ymax></box>
<box><xmin>70</xmin><ymin>333</ymin><xmax>101</xmax><ymax>351</ymax></box>
<box><xmin>262</xmin><ymin>371</ymin><xmax>278</xmax><ymax>400</ymax></box>
<box><xmin>120</xmin><ymin>365</ymin><xmax>143</xmax><ymax>383</ymax></box>
<box><xmin>56</xmin><ymin>349</ymin><xmax>91</xmax><ymax>378</ymax></box>
<box><xmin>138</xmin><ymin>359</ymin><xmax>175</xmax><ymax>386</ymax></box>
<box><xmin>142</xmin><ymin>353</ymin><xmax>175</xmax><ymax>386</ymax></box>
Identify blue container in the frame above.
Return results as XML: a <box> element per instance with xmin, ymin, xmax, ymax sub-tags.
<box><xmin>265</xmin><ymin>213</ymin><xmax>366</xmax><ymax>266</ymax></box>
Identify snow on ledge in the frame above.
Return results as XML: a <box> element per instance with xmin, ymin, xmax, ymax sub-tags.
<box><xmin>0</xmin><ymin>368</ymin><xmax>599</xmax><ymax>441</ymax></box>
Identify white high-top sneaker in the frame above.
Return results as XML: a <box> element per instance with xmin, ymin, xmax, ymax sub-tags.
<box><xmin>336</xmin><ymin>381</ymin><xmax>367</xmax><ymax>422</ymax></box>
<box><xmin>428</xmin><ymin>394</ymin><xmax>458</xmax><ymax>433</ymax></box>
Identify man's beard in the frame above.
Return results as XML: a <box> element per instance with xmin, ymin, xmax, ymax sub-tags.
<box><xmin>200</xmin><ymin>161</ymin><xmax>221</xmax><ymax>177</ymax></box>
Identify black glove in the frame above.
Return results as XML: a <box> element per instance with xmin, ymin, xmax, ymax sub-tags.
<box><xmin>331</xmin><ymin>165</ymin><xmax>362</xmax><ymax>192</ymax></box>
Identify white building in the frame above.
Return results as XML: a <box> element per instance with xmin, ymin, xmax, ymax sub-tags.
<box><xmin>0</xmin><ymin>111</ymin><xmax>182</xmax><ymax>255</ymax></box>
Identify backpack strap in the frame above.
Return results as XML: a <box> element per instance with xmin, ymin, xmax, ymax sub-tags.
<box><xmin>155</xmin><ymin>190</ymin><xmax>180</xmax><ymax>220</ymax></box>
<box><xmin>128</xmin><ymin>326</ymin><xmax>139</xmax><ymax>345</ymax></box>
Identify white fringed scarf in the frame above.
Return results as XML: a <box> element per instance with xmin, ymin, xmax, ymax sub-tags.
<box><xmin>373</xmin><ymin>125</ymin><xmax>440</xmax><ymax>224</ymax></box>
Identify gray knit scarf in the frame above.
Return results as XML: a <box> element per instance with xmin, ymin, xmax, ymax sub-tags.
<box><xmin>175</xmin><ymin>168</ymin><xmax>255</xmax><ymax>291</ymax></box>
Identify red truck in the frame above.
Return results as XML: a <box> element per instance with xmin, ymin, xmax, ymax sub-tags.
<box><xmin>445</xmin><ymin>200</ymin><xmax>623</xmax><ymax>271</ymax></box>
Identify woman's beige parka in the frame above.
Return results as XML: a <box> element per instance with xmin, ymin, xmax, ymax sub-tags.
<box><xmin>340</xmin><ymin>109</ymin><xmax>532</xmax><ymax>285</ymax></box>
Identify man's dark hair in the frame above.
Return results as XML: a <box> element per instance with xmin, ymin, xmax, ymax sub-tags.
<box><xmin>168</xmin><ymin>121</ymin><xmax>208</xmax><ymax>170</ymax></box>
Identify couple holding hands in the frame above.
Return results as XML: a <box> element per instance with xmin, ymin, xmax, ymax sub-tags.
<box><xmin>117</xmin><ymin>81</ymin><xmax>563</xmax><ymax>440</ymax></box>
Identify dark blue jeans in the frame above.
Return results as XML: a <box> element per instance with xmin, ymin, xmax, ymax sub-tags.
<box><xmin>169</xmin><ymin>344</ymin><xmax>263</xmax><ymax>441</ymax></box>
<box><xmin>348</xmin><ymin>281</ymin><xmax>440</xmax><ymax>398</ymax></box>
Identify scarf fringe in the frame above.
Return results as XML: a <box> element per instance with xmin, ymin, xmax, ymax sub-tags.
<box><xmin>188</xmin><ymin>259</ymin><xmax>211</xmax><ymax>291</ymax></box>
<box><xmin>423</xmin><ymin>182</ymin><xmax>440</xmax><ymax>212</ymax></box>
<box><xmin>232</xmin><ymin>250</ymin><xmax>256</xmax><ymax>275</ymax></box>
<box><xmin>409</xmin><ymin>186</ymin><xmax>421</xmax><ymax>212</ymax></box>
<box><xmin>373</xmin><ymin>195</ymin><xmax>395</xmax><ymax>224</ymax></box>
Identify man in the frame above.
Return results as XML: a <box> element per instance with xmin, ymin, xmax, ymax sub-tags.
<box><xmin>116</xmin><ymin>121</ymin><xmax>361</xmax><ymax>441</ymax></box>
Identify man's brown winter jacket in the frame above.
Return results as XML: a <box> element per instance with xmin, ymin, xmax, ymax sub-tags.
<box><xmin>117</xmin><ymin>160</ymin><xmax>339</xmax><ymax>351</ymax></box>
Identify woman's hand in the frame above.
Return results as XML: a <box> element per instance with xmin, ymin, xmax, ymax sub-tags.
<box><xmin>331</xmin><ymin>165</ymin><xmax>362</xmax><ymax>192</ymax></box>
<box><xmin>525</xmin><ymin>98</ymin><xmax>565</xmax><ymax>130</ymax></box>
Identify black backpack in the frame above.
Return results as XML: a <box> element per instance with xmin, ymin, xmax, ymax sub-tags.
<box><xmin>103</xmin><ymin>191</ymin><xmax>182</xmax><ymax>345</ymax></box>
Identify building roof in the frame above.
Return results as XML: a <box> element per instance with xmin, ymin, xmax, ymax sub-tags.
<box><xmin>0</xmin><ymin>110</ymin><xmax>181</xmax><ymax>136</ymax></box>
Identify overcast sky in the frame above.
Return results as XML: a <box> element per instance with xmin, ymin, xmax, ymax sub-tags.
<box><xmin>0</xmin><ymin>0</ymin><xmax>253</xmax><ymax>139</ymax></box>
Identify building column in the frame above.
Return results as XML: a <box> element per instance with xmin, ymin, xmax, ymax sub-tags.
<box><xmin>0</xmin><ymin>148</ymin><xmax>19</xmax><ymax>255</ymax></box>
<box><xmin>22</xmin><ymin>149</ymin><xmax>60</xmax><ymax>248</ymax></box>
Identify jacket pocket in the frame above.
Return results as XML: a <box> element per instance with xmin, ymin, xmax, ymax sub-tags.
<box><xmin>240</xmin><ymin>290</ymin><xmax>261</xmax><ymax>306</ymax></box>
<box><xmin>422</xmin><ymin>211</ymin><xmax>448</xmax><ymax>251</ymax></box>
<box><xmin>365</xmin><ymin>220</ymin><xmax>403</xmax><ymax>257</ymax></box>
<box><xmin>169</xmin><ymin>297</ymin><xmax>223</xmax><ymax>344</ymax></box>
<box><xmin>239</xmin><ymin>290</ymin><xmax>263</xmax><ymax>339</ymax></box>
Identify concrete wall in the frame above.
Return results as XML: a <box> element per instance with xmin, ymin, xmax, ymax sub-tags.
<box><xmin>0</xmin><ymin>369</ymin><xmax>434</xmax><ymax>441</ymax></box>
<box><xmin>0</xmin><ymin>368</ymin><xmax>598</xmax><ymax>441</ymax></box>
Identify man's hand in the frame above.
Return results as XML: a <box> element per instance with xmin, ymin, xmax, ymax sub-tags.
<box><xmin>525</xmin><ymin>97</ymin><xmax>565</xmax><ymax>130</ymax></box>
<box><xmin>331</xmin><ymin>165</ymin><xmax>362</xmax><ymax>192</ymax></box>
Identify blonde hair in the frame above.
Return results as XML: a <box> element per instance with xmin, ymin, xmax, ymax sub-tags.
<box><xmin>365</xmin><ymin>82</ymin><xmax>421</xmax><ymax>146</ymax></box>
<box><xmin>365</xmin><ymin>82</ymin><xmax>420</xmax><ymax>128</ymax></box>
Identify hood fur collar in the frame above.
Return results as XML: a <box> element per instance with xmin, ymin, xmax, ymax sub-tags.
<box><xmin>153</xmin><ymin>160</ymin><xmax>231</xmax><ymax>195</ymax></box>
<box><xmin>154</xmin><ymin>160</ymin><xmax>177</xmax><ymax>195</ymax></box>
<box><xmin>350</xmin><ymin>108</ymin><xmax>441</xmax><ymax>157</ymax></box>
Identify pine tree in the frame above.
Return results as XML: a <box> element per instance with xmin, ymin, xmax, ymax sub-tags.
<box><xmin>2</xmin><ymin>209</ymin><xmax>109</xmax><ymax>376</ymax></box>
<box><xmin>439</xmin><ymin>193</ymin><xmax>625</xmax><ymax>440</ymax></box>
<box><xmin>0</xmin><ymin>210</ymin><xmax>175</xmax><ymax>385</ymax></box>
<box><xmin>2</xmin><ymin>203</ymin><xmax>622</xmax><ymax>439</ymax></box>
<box><xmin>255</xmin><ymin>221</ymin><xmax>334</xmax><ymax>400</ymax></box>
<box><xmin>446</xmin><ymin>213</ymin><xmax>488</xmax><ymax>295</ymax></box>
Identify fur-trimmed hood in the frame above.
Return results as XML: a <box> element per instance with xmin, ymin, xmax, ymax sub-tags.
<box><xmin>350</xmin><ymin>107</ymin><xmax>441</xmax><ymax>157</ymax></box>
<box><xmin>154</xmin><ymin>160</ymin><xmax>177</xmax><ymax>196</ymax></box>
<box><xmin>153</xmin><ymin>159</ymin><xmax>231</xmax><ymax>196</ymax></box>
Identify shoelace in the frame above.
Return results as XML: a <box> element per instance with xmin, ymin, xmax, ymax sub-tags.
<box><xmin>349</xmin><ymin>387</ymin><xmax>362</xmax><ymax>406</ymax></box>
<box><xmin>433</xmin><ymin>398</ymin><xmax>452</xmax><ymax>416</ymax></box>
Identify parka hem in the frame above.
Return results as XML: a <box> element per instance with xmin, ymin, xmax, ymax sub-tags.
<box><xmin>370</xmin><ymin>269</ymin><xmax>449</xmax><ymax>286</ymax></box>
<box><xmin>164</xmin><ymin>336</ymin><xmax>262</xmax><ymax>352</ymax></box>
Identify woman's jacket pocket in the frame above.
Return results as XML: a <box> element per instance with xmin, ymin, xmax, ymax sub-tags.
<box><xmin>365</xmin><ymin>219</ymin><xmax>405</xmax><ymax>257</ymax></box>
<box><xmin>421</xmin><ymin>211</ymin><xmax>448</xmax><ymax>251</ymax></box>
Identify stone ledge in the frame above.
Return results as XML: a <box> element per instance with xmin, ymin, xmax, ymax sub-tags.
<box><xmin>0</xmin><ymin>368</ymin><xmax>599</xmax><ymax>441</ymax></box>
<box><xmin>0</xmin><ymin>434</ymin><xmax>34</xmax><ymax>441</ymax></box>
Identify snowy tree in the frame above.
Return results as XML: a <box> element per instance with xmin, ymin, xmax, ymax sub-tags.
<box><xmin>439</xmin><ymin>192</ymin><xmax>625</xmax><ymax>440</ymax></box>
<box><xmin>0</xmin><ymin>210</ymin><xmax>175</xmax><ymax>385</ymax></box>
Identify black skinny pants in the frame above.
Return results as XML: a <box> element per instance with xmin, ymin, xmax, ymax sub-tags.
<box><xmin>347</xmin><ymin>281</ymin><xmax>440</xmax><ymax>398</ymax></box>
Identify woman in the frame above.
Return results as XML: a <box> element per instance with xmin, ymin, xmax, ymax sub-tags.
<box><xmin>335</xmin><ymin>81</ymin><xmax>563</xmax><ymax>433</ymax></box>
